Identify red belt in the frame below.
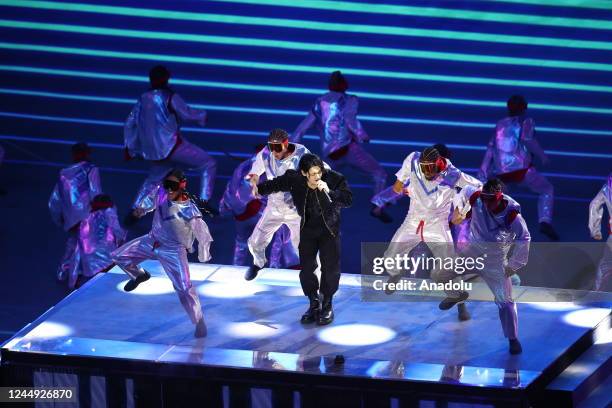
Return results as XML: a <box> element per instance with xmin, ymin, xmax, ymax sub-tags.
<box><xmin>416</xmin><ymin>220</ymin><xmax>425</xmax><ymax>241</ymax></box>
<box><xmin>235</xmin><ymin>199</ymin><xmax>263</xmax><ymax>221</ymax></box>
<box><xmin>498</xmin><ymin>166</ymin><xmax>530</xmax><ymax>183</ymax></box>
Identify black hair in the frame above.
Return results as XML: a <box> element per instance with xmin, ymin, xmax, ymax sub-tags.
<box><xmin>432</xmin><ymin>143</ymin><xmax>451</xmax><ymax>160</ymax></box>
<box><xmin>328</xmin><ymin>70</ymin><xmax>348</xmax><ymax>92</ymax></box>
<box><xmin>299</xmin><ymin>153</ymin><xmax>325</xmax><ymax>175</ymax></box>
<box><xmin>71</xmin><ymin>142</ymin><xmax>90</xmax><ymax>156</ymax></box>
<box><xmin>149</xmin><ymin>65</ymin><xmax>171</xmax><ymax>89</ymax></box>
<box><xmin>483</xmin><ymin>178</ymin><xmax>505</xmax><ymax>194</ymax></box>
<box><xmin>92</xmin><ymin>194</ymin><xmax>113</xmax><ymax>204</ymax></box>
<box><xmin>507</xmin><ymin>94</ymin><xmax>528</xmax><ymax>116</ymax></box>
<box><xmin>165</xmin><ymin>168</ymin><xmax>186</xmax><ymax>181</ymax></box>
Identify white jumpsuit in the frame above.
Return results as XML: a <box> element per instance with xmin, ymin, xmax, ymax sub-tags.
<box><xmin>247</xmin><ymin>144</ymin><xmax>309</xmax><ymax>268</ymax></box>
<box><xmin>384</xmin><ymin>152</ymin><xmax>481</xmax><ymax>297</ymax></box>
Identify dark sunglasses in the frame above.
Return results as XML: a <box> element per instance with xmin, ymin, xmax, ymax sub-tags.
<box><xmin>268</xmin><ymin>143</ymin><xmax>284</xmax><ymax>153</ymax></box>
<box><xmin>163</xmin><ymin>179</ymin><xmax>181</xmax><ymax>191</ymax></box>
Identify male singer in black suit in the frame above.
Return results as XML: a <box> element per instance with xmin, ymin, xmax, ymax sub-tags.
<box><xmin>254</xmin><ymin>153</ymin><xmax>352</xmax><ymax>325</ymax></box>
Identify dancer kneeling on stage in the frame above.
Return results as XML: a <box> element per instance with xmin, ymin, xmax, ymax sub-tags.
<box><xmin>254</xmin><ymin>154</ymin><xmax>352</xmax><ymax>325</ymax></box>
<box><xmin>112</xmin><ymin>169</ymin><xmax>213</xmax><ymax>338</ymax></box>
<box><xmin>452</xmin><ymin>178</ymin><xmax>530</xmax><ymax>354</ymax></box>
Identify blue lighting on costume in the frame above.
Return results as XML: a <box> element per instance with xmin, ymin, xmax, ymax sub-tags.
<box><xmin>1</xmin><ymin>132</ymin><xmax>607</xmax><ymax>185</ymax></box>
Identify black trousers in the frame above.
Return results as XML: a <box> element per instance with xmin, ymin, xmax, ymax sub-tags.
<box><xmin>298</xmin><ymin>227</ymin><xmax>341</xmax><ymax>298</ymax></box>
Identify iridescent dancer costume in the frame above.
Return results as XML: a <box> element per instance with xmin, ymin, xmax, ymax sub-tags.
<box><xmin>220</xmin><ymin>155</ymin><xmax>299</xmax><ymax>267</ymax></box>
<box><xmin>247</xmin><ymin>142</ymin><xmax>310</xmax><ymax>268</ymax></box>
<box><xmin>589</xmin><ymin>173</ymin><xmax>612</xmax><ymax>291</ymax></box>
<box><xmin>291</xmin><ymin>71</ymin><xmax>386</xmax><ymax>200</ymax></box>
<box><xmin>479</xmin><ymin>96</ymin><xmax>555</xmax><ymax>240</ymax></box>
<box><xmin>372</xmin><ymin>144</ymin><xmax>472</xmax><ymax>250</ymax></box>
<box><xmin>112</xmin><ymin>189</ymin><xmax>212</xmax><ymax>326</ymax></box>
<box><xmin>49</xmin><ymin>159</ymin><xmax>102</xmax><ymax>288</ymax></box>
<box><xmin>79</xmin><ymin>196</ymin><xmax>126</xmax><ymax>279</ymax></box>
<box><xmin>454</xmin><ymin>184</ymin><xmax>531</xmax><ymax>344</ymax></box>
<box><xmin>385</xmin><ymin>150</ymin><xmax>481</xmax><ymax>302</ymax></box>
<box><xmin>125</xmin><ymin>66</ymin><xmax>216</xmax><ymax>214</ymax></box>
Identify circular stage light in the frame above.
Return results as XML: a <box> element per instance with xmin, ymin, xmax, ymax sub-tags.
<box><xmin>562</xmin><ymin>308</ymin><xmax>610</xmax><ymax>328</ymax></box>
<box><xmin>28</xmin><ymin>321</ymin><xmax>73</xmax><ymax>339</ymax></box>
<box><xmin>317</xmin><ymin>324</ymin><xmax>396</xmax><ymax>346</ymax></box>
<box><xmin>225</xmin><ymin>322</ymin><xmax>287</xmax><ymax>339</ymax></box>
<box><xmin>116</xmin><ymin>277</ymin><xmax>175</xmax><ymax>295</ymax></box>
<box><xmin>525</xmin><ymin>302</ymin><xmax>582</xmax><ymax>312</ymax></box>
<box><xmin>198</xmin><ymin>282</ymin><xmax>269</xmax><ymax>299</ymax></box>
<box><xmin>281</xmin><ymin>287</ymin><xmax>306</xmax><ymax>297</ymax></box>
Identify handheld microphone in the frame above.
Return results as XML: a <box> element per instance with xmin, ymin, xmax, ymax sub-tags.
<box><xmin>318</xmin><ymin>181</ymin><xmax>332</xmax><ymax>202</ymax></box>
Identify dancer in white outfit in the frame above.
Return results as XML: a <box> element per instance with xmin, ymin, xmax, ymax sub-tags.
<box><xmin>244</xmin><ymin>129</ymin><xmax>310</xmax><ymax>280</ymax></box>
<box><xmin>384</xmin><ymin>146</ymin><xmax>481</xmax><ymax>320</ymax></box>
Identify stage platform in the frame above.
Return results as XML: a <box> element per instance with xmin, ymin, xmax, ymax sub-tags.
<box><xmin>2</xmin><ymin>263</ymin><xmax>611</xmax><ymax>407</ymax></box>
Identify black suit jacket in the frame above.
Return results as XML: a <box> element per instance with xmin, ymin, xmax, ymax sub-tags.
<box><xmin>257</xmin><ymin>169</ymin><xmax>352</xmax><ymax>237</ymax></box>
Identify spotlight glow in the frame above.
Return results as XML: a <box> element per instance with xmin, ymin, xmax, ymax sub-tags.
<box><xmin>281</xmin><ymin>287</ymin><xmax>306</xmax><ymax>297</ymax></box>
<box><xmin>525</xmin><ymin>302</ymin><xmax>582</xmax><ymax>312</ymax></box>
<box><xmin>3</xmin><ymin>336</ymin><xmax>23</xmax><ymax>349</ymax></box>
<box><xmin>225</xmin><ymin>322</ymin><xmax>286</xmax><ymax>338</ymax></box>
<box><xmin>116</xmin><ymin>277</ymin><xmax>175</xmax><ymax>295</ymax></box>
<box><xmin>198</xmin><ymin>282</ymin><xmax>270</xmax><ymax>298</ymax></box>
<box><xmin>317</xmin><ymin>324</ymin><xmax>396</xmax><ymax>346</ymax></box>
<box><xmin>563</xmin><ymin>308</ymin><xmax>610</xmax><ymax>328</ymax></box>
<box><xmin>27</xmin><ymin>321</ymin><xmax>73</xmax><ymax>339</ymax></box>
